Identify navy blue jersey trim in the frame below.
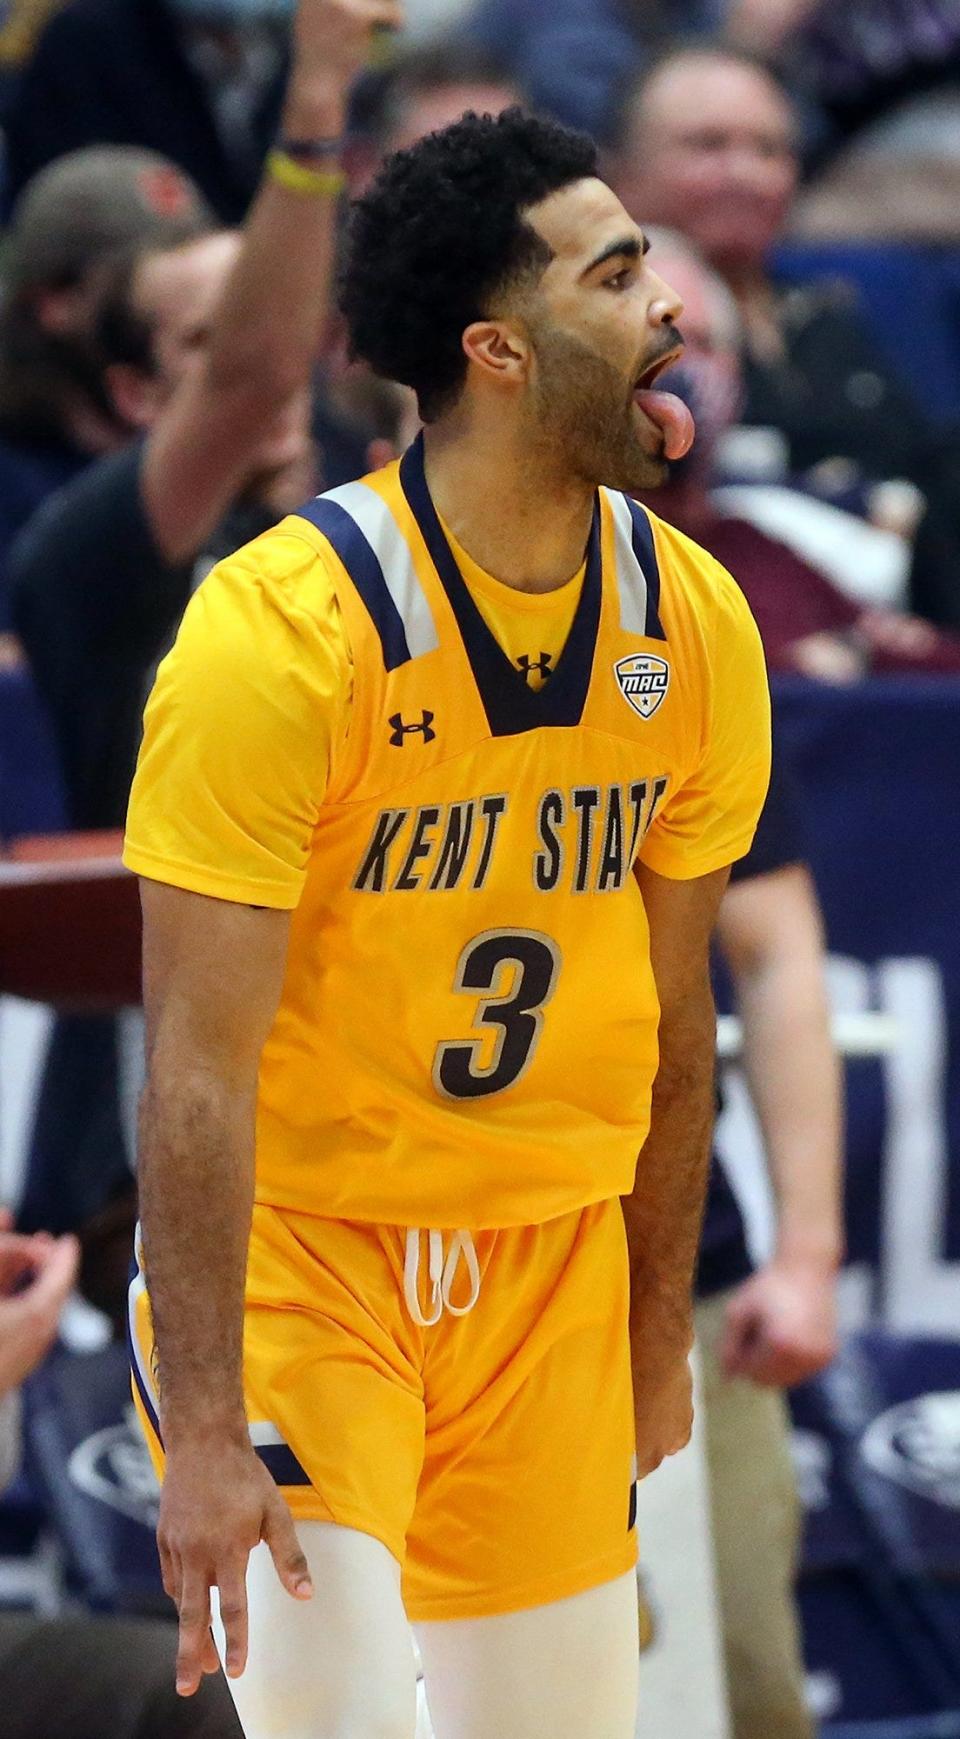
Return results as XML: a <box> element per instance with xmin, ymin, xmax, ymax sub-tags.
<box><xmin>398</xmin><ymin>435</ymin><xmax>602</xmax><ymax>735</ymax></box>
<box><xmin>295</xmin><ymin>496</ymin><xmax>411</xmax><ymax>671</ymax></box>
<box><xmin>626</xmin><ymin>500</ymin><xmax>666</xmax><ymax>641</ymax></box>
<box><xmin>255</xmin><ymin>1442</ymin><xmax>313</xmax><ymax>1488</ymax></box>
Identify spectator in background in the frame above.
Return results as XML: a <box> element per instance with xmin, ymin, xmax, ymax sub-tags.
<box><xmin>465</xmin><ymin>0</ymin><xmax>724</xmax><ymax>145</ymax></box>
<box><xmin>0</xmin><ymin>0</ymin><xmax>66</xmax><ymax>115</ymax></box>
<box><xmin>8</xmin><ymin>0</ymin><xmax>372</xmax><ymax>836</ymax></box>
<box><xmin>8</xmin><ymin>0</ymin><xmax>391</xmax><ymax>1271</ymax></box>
<box><xmin>0</xmin><ymin>1212</ymin><xmax>243</xmax><ymax>1736</ymax></box>
<box><xmin>2</xmin><ymin>0</ymin><xmax>289</xmax><ymax>222</ymax></box>
<box><xmin>785</xmin><ymin>0</ymin><xmax>960</xmax><ymax>239</ymax></box>
<box><xmin>0</xmin><ymin>148</ymin><xmax>211</xmax><ymax>644</ymax></box>
<box><xmin>693</xmin><ymin>765</ymin><xmax>842</xmax><ymax>1739</ymax></box>
<box><xmin>373</xmin><ymin>37</ymin><xmax>520</xmax><ymax>155</ymax></box>
<box><xmin>11</xmin><ymin>221</ymin><xmax>318</xmax><ymax>830</ymax></box>
<box><xmin>614</xmin><ymin>44</ymin><xmax>960</xmax><ymax>631</ymax></box>
<box><xmin>637</xmin><ymin>232</ymin><xmax>960</xmax><ymax>678</ymax></box>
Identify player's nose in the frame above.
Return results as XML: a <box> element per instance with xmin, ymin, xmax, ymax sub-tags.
<box><xmin>648</xmin><ymin>269</ymin><xmax>684</xmax><ymax>326</ymax></box>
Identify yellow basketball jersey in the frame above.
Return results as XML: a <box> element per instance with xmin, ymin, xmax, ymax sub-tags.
<box><xmin>124</xmin><ymin>439</ymin><xmax>770</xmax><ymax>1228</ymax></box>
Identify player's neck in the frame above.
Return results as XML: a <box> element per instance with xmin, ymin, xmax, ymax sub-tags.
<box><xmin>422</xmin><ymin>420</ymin><xmax>595</xmax><ymax>595</ymax></box>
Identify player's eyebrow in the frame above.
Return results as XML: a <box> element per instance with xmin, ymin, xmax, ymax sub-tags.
<box><xmin>581</xmin><ymin>233</ymin><xmax>648</xmax><ymax>277</ymax></box>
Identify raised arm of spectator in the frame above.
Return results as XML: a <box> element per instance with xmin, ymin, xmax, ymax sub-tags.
<box><xmin>143</xmin><ymin>0</ymin><xmax>402</xmax><ymax>565</ymax></box>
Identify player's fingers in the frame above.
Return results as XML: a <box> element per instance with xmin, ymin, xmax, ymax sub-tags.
<box><xmin>667</xmin><ymin>1418</ymin><xmax>692</xmax><ymax>1456</ymax></box>
<box><xmin>216</xmin><ymin>1557</ymin><xmax>250</xmax><ymax>1680</ymax></box>
<box><xmin>201</xmin><ymin>1626</ymin><xmax>221</xmax><ymax>1678</ymax></box>
<box><xmin>175</xmin><ymin>1567</ymin><xmax>212</xmax><ymax>1697</ymax></box>
<box><xmin>263</xmin><ymin>1493</ymin><xmax>313</xmax><ymax>1600</ymax></box>
<box><xmin>635</xmin><ymin>1441</ymin><xmax>665</xmax><ymax>1479</ymax></box>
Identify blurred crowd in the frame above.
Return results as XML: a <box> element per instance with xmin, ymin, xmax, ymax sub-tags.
<box><xmin>0</xmin><ymin>0</ymin><xmax>958</xmax><ymax>1732</ymax></box>
<box><xmin>0</xmin><ymin>0</ymin><xmax>959</xmax><ymax>749</ymax></box>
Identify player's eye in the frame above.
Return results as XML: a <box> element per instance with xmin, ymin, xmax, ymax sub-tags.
<box><xmin>605</xmin><ymin>269</ymin><xmax>632</xmax><ymax>291</ymax></box>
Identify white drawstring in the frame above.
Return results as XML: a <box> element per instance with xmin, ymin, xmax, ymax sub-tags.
<box><xmin>403</xmin><ymin>1228</ymin><xmax>481</xmax><ymax>1326</ymax></box>
<box><xmin>439</xmin><ymin>1230</ymin><xmax>482</xmax><ymax>1317</ymax></box>
<box><xmin>404</xmin><ymin>1228</ymin><xmax>444</xmax><ymax>1327</ymax></box>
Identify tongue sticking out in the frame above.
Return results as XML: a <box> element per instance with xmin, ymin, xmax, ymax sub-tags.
<box><xmin>635</xmin><ymin>388</ymin><xmax>695</xmax><ymax>462</ymax></box>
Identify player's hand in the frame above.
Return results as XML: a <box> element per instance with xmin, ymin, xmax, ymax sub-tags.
<box><xmin>158</xmin><ymin>1441</ymin><xmax>313</xmax><ymax>1696</ymax></box>
<box><xmin>292</xmin><ymin>0</ymin><xmax>404</xmax><ymax>90</ymax></box>
<box><xmin>0</xmin><ymin>1220</ymin><xmax>78</xmax><ymax>1398</ymax></box>
<box><xmin>632</xmin><ymin>1343</ymin><xmax>694</xmax><ymax>1478</ymax></box>
<box><xmin>720</xmin><ymin>1255</ymin><xmax>838</xmax><ymax>1388</ymax></box>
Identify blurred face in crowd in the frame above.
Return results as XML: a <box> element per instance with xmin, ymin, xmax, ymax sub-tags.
<box><xmin>387</xmin><ymin>78</ymin><xmax>521</xmax><ymax>154</ymax></box>
<box><xmin>132</xmin><ymin>230</ymin><xmax>241</xmax><ymax>405</ymax></box>
<box><xmin>494</xmin><ymin>178</ymin><xmax>689</xmax><ymax>492</ymax></box>
<box><xmin>615</xmin><ymin>53</ymin><xmax>798</xmax><ymax>278</ymax></box>
<box><xmin>109</xmin><ymin>229</ymin><xmax>313</xmax><ymax>488</ymax></box>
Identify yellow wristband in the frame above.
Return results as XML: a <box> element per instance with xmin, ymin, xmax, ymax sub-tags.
<box><xmin>267</xmin><ymin>148</ymin><xmax>346</xmax><ymax>198</ymax></box>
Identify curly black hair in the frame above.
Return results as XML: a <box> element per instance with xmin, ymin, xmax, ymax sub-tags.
<box><xmin>339</xmin><ymin>108</ymin><xmax>598</xmax><ymax>422</ymax></box>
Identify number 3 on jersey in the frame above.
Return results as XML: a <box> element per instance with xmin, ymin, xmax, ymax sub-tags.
<box><xmin>433</xmin><ymin>929</ymin><xmax>561</xmax><ymax>1100</ymax></box>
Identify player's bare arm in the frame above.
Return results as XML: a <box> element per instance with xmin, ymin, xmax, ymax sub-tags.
<box><xmin>142</xmin><ymin>0</ymin><xmax>403</xmax><ymax>565</ymax></box>
<box><xmin>625</xmin><ymin>861</ymin><xmax>731</xmax><ymax>1476</ymax></box>
<box><xmin>138</xmin><ymin>881</ymin><xmax>306</xmax><ymax>1697</ymax></box>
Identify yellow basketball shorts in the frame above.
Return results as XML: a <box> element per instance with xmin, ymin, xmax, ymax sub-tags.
<box><xmin>129</xmin><ymin>1197</ymin><xmax>638</xmax><ymax>1622</ymax></box>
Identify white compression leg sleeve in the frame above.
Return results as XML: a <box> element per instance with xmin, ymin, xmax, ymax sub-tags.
<box><xmin>415</xmin><ymin>1571</ymin><xmax>639</xmax><ymax>1739</ymax></box>
<box><xmin>211</xmin><ymin>1521</ymin><xmax>419</xmax><ymax>1739</ymax></box>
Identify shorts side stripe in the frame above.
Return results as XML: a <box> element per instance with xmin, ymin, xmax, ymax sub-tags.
<box><xmin>255</xmin><ymin>1442</ymin><xmax>313</xmax><ymax>1487</ymax></box>
<box><xmin>128</xmin><ymin>1240</ymin><xmax>312</xmax><ymax>1490</ymax></box>
<box><xmin>127</xmin><ymin>1255</ymin><xmax>164</xmax><ymax>1444</ymax></box>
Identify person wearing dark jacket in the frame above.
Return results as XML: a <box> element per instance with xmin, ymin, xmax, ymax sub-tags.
<box><xmin>0</xmin><ymin>147</ymin><xmax>211</xmax><ymax>640</ymax></box>
<box><xmin>2</xmin><ymin>0</ymin><xmax>289</xmax><ymax>223</ymax></box>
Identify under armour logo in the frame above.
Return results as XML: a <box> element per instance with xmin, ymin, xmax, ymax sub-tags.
<box><xmin>388</xmin><ymin>711</ymin><xmax>436</xmax><ymax>746</ymax></box>
<box><xmin>517</xmin><ymin>652</ymin><xmax>553</xmax><ymax>683</ymax></box>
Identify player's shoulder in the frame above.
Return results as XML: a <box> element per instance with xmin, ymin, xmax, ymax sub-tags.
<box><xmin>255</xmin><ymin>458</ymin><xmax>403</xmax><ymax>591</ymax></box>
<box><xmin>195</xmin><ymin>478</ymin><xmax>382</xmax><ymax>635</ymax></box>
<box><xmin>640</xmin><ymin>503</ymin><xmax>744</xmax><ymax>606</ymax></box>
<box><xmin>633</xmin><ymin>501</ymin><xmax>759</xmax><ymax>648</ymax></box>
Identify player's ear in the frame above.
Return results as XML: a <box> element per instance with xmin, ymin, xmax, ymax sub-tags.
<box><xmin>462</xmin><ymin>320</ymin><xmax>529</xmax><ymax>388</ymax></box>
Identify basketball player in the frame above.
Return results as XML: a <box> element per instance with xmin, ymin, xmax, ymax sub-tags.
<box><xmin>125</xmin><ymin>110</ymin><xmax>771</xmax><ymax>1737</ymax></box>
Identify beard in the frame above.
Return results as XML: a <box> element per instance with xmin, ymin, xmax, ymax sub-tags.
<box><xmin>528</xmin><ymin>322</ymin><xmax>669</xmax><ymax>494</ymax></box>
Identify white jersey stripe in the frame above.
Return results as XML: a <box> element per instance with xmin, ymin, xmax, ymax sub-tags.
<box><xmin>606</xmin><ymin>489</ymin><xmax>650</xmax><ymax>637</ymax></box>
<box><xmin>323</xmin><ymin>480</ymin><xmax>439</xmax><ymax>659</ymax></box>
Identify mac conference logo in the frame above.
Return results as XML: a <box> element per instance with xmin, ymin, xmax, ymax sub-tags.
<box><xmin>614</xmin><ymin>653</ymin><xmax>670</xmax><ymax>720</ymax></box>
<box><xmin>860</xmin><ymin>1389</ymin><xmax>960</xmax><ymax>1509</ymax></box>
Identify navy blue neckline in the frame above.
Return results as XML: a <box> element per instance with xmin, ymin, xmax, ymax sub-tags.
<box><xmin>398</xmin><ymin>434</ymin><xmax>603</xmax><ymax>736</ymax></box>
